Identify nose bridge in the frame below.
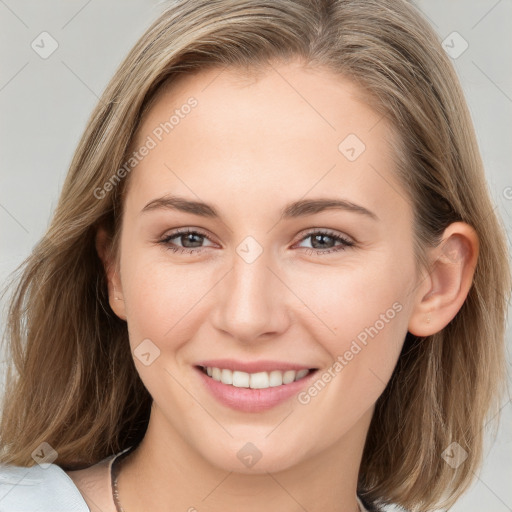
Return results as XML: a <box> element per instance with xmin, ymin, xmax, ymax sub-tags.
<box><xmin>212</xmin><ymin>243</ymin><xmax>288</xmax><ymax>341</ymax></box>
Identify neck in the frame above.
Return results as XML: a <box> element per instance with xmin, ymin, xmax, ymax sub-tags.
<box><xmin>116</xmin><ymin>404</ymin><xmax>372</xmax><ymax>512</ymax></box>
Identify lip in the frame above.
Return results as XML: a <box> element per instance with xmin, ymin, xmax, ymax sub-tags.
<box><xmin>195</xmin><ymin>359</ymin><xmax>316</xmax><ymax>373</ymax></box>
<box><xmin>194</xmin><ymin>365</ymin><xmax>319</xmax><ymax>413</ymax></box>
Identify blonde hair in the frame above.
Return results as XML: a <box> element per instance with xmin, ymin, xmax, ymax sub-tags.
<box><xmin>1</xmin><ymin>1</ymin><xmax>510</xmax><ymax>510</ymax></box>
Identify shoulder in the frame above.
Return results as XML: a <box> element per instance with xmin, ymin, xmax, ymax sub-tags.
<box><xmin>66</xmin><ymin>454</ymin><xmax>116</xmax><ymax>512</ymax></box>
<box><xmin>0</xmin><ymin>461</ymin><xmax>90</xmax><ymax>511</ymax></box>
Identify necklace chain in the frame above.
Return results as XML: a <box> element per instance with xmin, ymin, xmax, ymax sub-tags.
<box><xmin>111</xmin><ymin>449</ymin><xmax>130</xmax><ymax>512</ymax></box>
<box><xmin>111</xmin><ymin>449</ymin><xmax>362</xmax><ymax>512</ymax></box>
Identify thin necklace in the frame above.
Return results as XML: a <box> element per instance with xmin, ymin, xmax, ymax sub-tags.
<box><xmin>111</xmin><ymin>450</ymin><xmax>362</xmax><ymax>512</ymax></box>
<box><xmin>111</xmin><ymin>447</ymin><xmax>135</xmax><ymax>512</ymax></box>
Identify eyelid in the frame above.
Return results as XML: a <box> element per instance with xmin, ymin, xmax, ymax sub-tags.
<box><xmin>160</xmin><ymin>227</ymin><xmax>353</xmax><ymax>245</ymax></box>
<box><xmin>294</xmin><ymin>227</ymin><xmax>354</xmax><ymax>245</ymax></box>
<box><xmin>160</xmin><ymin>226</ymin><xmax>217</xmax><ymax>243</ymax></box>
<box><xmin>158</xmin><ymin>226</ymin><xmax>356</xmax><ymax>255</ymax></box>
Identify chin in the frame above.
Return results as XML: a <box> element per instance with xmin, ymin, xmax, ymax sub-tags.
<box><xmin>198</xmin><ymin>437</ymin><xmax>309</xmax><ymax>475</ymax></box>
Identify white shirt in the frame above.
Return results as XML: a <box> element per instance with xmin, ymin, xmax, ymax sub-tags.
<box><xmin>0</xmin><ymin>458</ymin><xmax>95</xmax><ymax>511</ymax></box>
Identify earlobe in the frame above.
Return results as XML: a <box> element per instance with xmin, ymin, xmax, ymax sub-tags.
<box><xmin>95</xmin><ymin>226</ymin><xmax>127</xmax><ymax>321</ymax></box>
<box><xmin>408</xmin><ymin>222</ymin><xmax>479</xmax><ymax>337</ymax></box>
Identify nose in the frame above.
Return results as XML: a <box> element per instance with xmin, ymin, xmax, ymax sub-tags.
<box><xmin>211</xmin><ymin>248</ymin><xmax>291</xmax><ymax>343</ymax></box>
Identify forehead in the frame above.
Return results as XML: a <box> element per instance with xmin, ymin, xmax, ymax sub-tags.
<box><xmin>126</xmin><ymin>61</ymin><xmax>410</xmax><ymax>227</ymax></box>
<box><xmin>141</xmin><ymin>61</ymin><xmax>380</xmax><ymax>140</ymax></box>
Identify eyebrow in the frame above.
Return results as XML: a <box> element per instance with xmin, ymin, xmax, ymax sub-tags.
<box><xmin>141</xmin><ymin>194</ymin><xmax>378</xmax><ymax>221</ymax></box>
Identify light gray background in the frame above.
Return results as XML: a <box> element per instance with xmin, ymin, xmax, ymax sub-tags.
<box><xmin>0</xmin><ymin>1</ymin><xmax>511</xmax><ymax>511</ymax></box>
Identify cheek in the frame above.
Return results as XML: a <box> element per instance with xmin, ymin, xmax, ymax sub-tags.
<box><xmin>121</xmin><ymin>252</ymin><xmax>212</xmax><ymax>345</ymax></box>
<box><xmin>291</xmin><ymin>251</ymin><xmax>413</xmax><ymax>395</ymax></box>
<box><xmin>119</xmin><ymin>252</ymin><xmax>216</xmax><ymax>407</ymax></box>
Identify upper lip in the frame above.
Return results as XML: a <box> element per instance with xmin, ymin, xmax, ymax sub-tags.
<box><xmin>195</xmin><ymin>359</ymin><xmax>317</xmax><ymax>373</ymax></box>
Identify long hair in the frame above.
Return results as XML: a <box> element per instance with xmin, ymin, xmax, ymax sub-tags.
<box><xmin>1</xmin><ymin>1</ymin><xmax>510</xmax><ymax>510</ymax></box>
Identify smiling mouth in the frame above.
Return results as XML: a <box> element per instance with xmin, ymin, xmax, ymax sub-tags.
<box><xmin>197</xmin><ymin>365</ymin><xmax>318</xmax><ymax>390</ymax></box>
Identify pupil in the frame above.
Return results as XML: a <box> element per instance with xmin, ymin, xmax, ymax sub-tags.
<box><xmin>312</xmin><ymin>234</ymin><xmax>333</xmax><ymax>249</ymax></box>
<box><xmin>183</xmin><ymin>233</ymin><xmax>202</xmax><ymax>248</ymax></box>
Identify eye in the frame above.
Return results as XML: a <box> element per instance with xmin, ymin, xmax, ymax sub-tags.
<box><xmin>157</xmin><ymin>227</ymin><xmax>355</xmax><ymax>256</ymax></box>
<box><xmin>158</xmin><ymin>228</ymin><xmax>216</xmax><ymax>254</ymax></box>
<box><xmin>294</xmin><ymin>229</ymin><xmax>355</xmax><ymax>256</ymax></box>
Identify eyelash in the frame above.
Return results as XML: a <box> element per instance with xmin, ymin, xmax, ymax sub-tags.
<box><xmin>157</xmin><ymin>228</ymin><xmax>355</xmax><ymax>256</ymax></box>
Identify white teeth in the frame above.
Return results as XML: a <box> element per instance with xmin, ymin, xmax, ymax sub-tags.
<box><xmin>296</xmin><ymin>369</ymin><xmax>309</xmax><ymax>380</ymax></box>
<box><xmin>212</xmin><ymin>367</ymin><xmax>222</xmax><ymax>381</ymax></box>
<box><xmin>204</xmin><ymin>366</ymin><xmax>313</xmax><ymax>389</ymax></box>
<box><xmin>250</xmin><ymin>371</ymin><xmax>269</xmax><ymax>389</ymax></box>
<box><xmin>268</xmin><ymin>370</ymin><xmax>283</xmax><ymax>387</ymax></box>
<box><xmin>221</xmin><ymin>368</ymin><xmax>232</xmax><ymax>385</ymax></box>
<box><xmin>282</xmin><ymin>370</ymin><xmax>296</xmax><ymax>384</ymax></box>
<box><xmin>232</xmin><ymin>370</ymin><xmax>249</xmax><ymax>388</ymax></box>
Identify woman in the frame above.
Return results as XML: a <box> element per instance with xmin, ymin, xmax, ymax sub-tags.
<box><xmin>0</xmin><ymin>1</ymin><xmax>510</xmax><ymax>511</ymax></box>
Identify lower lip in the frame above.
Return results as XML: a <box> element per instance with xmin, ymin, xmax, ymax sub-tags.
<box><xmin>194</xmin><ymin>366</ymin><xmax>318</xmax><ymax>413</ymax></box>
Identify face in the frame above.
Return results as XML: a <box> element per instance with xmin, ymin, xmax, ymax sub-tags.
<box><xmin>107</xmin><ymin>60</ymin><xmax>420</xmax><ymax>474</ymax></box>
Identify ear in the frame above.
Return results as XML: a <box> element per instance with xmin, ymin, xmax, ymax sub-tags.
<box><xmin>408</xmin><ymin>222</ymin><xmax>479</xmax><ymax>337</ymax></box>
<box><xmin>95</xmin><ymin>226</ymin><xmax>127</xmax><ymax>321</ymax></box>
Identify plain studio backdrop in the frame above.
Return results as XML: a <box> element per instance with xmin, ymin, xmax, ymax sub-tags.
<box><xmin>0</xmin><ymin>1</ymin><xmax>511</xmax><ymax>511</ymax></box>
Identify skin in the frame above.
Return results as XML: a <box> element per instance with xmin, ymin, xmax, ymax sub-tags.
<box><xmin>67</xmin><ymin>60</ymin><xmax>478</xmax><ymax>512</ymax></box>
